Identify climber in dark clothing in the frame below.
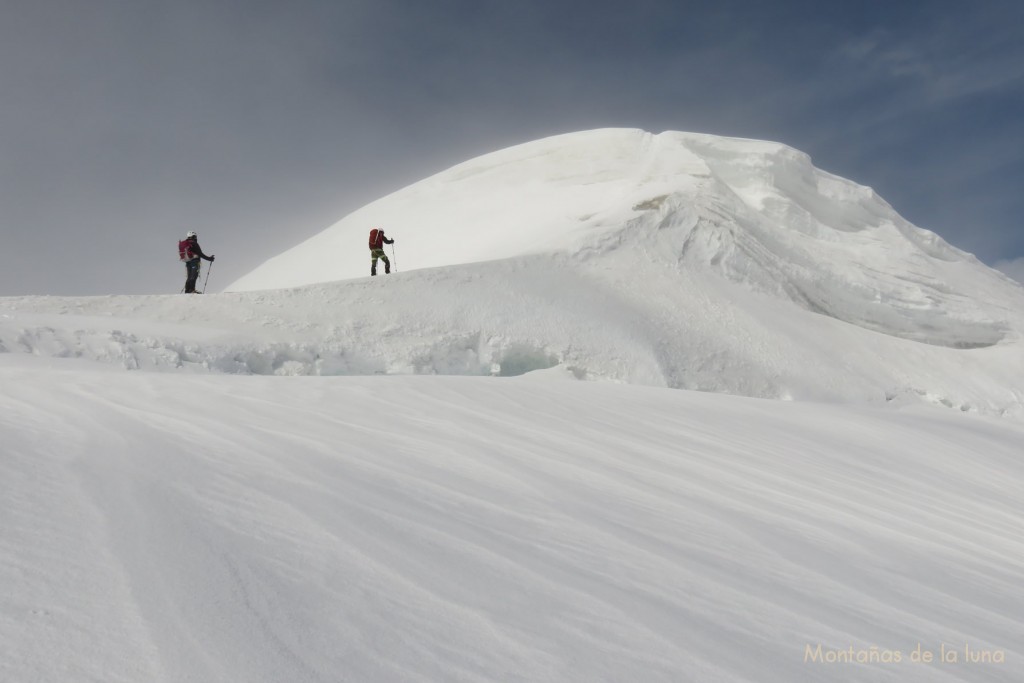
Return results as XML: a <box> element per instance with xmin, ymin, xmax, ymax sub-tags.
<box><xmin>368</xmin><ymin>227</ymin><xmax>394</xmax><ymax>276</ymax></box>
<box><xmin>178</xmin><ymin>231</ymin><xmax>215</xmax><ymax>293</ymax></box>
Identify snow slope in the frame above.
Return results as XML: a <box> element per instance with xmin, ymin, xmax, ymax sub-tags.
<box><xmin>3</xmin><ymin>357</ymin><xmax>1023</xmax><ymax>682</ymax></box>
<box><xmin>3</xmin><ymin>129</ymin><xmax>1024</xmax><ymax>682</ymax></box>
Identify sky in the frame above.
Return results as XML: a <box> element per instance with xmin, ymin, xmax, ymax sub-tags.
<box><xmin>1</xmin><ymin>0</ymin><xmax>1022</xmax><ymax>295</ymax></box>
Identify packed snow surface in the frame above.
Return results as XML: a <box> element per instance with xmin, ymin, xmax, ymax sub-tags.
<box><xmin>3</xmin><ymin>128</ymin><xmax>1024</xmax><ymax>681</ymax></box>
<box><xmin>3</xmin><ymin>358</ymin><xmax>1023</xmax><ymax>682</ymax></box>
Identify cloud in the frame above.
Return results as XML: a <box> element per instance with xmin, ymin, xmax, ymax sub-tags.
<box><xmin>993</xmin><ymin>258</ymin><xmax>1024</xmax><ymax>286</ymax></box>
<box><xmin>838</xmin><ymin>31</ymin><xmax>932</xmax><ymax>80</ymax></box>
<box><xmin>833</xmin><ymin>13</ymin><xmax>1024</xmax><ymax>106</ymax></box>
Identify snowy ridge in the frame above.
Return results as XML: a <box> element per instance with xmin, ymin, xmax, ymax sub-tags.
<box><xmin>2</xmin><ymin>259</ymin><xmax>1023</xmax><ymax>417</ymax></box>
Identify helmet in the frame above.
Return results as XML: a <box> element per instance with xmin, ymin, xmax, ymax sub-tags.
<box><xmin>186</xmin><ymin>231</ymin><xmax>197</xmax><ymax>239</ymax></box>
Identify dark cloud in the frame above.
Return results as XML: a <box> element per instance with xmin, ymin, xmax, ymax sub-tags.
<box><xmin>0</xmin><ymin>0</ymin><xmax>1021</xmax><ymax>295</ymax></box>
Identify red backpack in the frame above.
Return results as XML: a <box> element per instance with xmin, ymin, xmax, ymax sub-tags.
<box><xmin>178</xmin><ymin>239</ymin><xmax>196</xmax><ymax>262</ymax></box>
<box><xmin>369</xmin><ymin>228</ymin><xmax>384</xmax><ymax>249</ymax></box>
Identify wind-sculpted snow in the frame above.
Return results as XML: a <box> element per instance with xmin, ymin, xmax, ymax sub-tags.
<box><xmin>2</xmin><ymin>251</ymin><xmax>1023</xmax><ymax>418</ymax></box>
<box><xmin>3</xmin><ymin>361</ymin><xmax>1023</xmax><ymax>682</ymax></box>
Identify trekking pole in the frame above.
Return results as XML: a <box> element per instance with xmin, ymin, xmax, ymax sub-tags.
<box><xmin>202</xmin><ymin>261</ymin><xmax>214</xmax><ymax>293</ymax></box>
<box><xmin>391</xmin><ymin>243</ymin><xmax>398</xmax><ymax>272</ymax></box>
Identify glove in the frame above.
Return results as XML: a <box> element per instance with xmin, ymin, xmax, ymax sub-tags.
<box><xmin>210</xmin><ymin>255</ymin><xmax>216</xmax><ymax>262</ymax></box>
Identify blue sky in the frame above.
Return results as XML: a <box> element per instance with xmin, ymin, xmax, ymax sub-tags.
<box><xmin>1</xmin><ymin>0</ymin><xmax>1022</xmax><ymax>294</ymax></box>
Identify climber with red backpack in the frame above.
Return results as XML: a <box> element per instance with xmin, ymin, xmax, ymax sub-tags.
<box><xmin>178</xmin><ymin>231</ymin><xmax>216</xmax><ymax>293</ymax></box>
<box><xmin>368</xmin><ymin>228</ymin><xmax>394</xmax><ymax>276</ymax></box>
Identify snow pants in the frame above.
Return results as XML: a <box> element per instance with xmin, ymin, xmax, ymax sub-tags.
<box><xmin>370</xmin><ymin>248</ymin><xmax>390</xmax><ymax>276</ymax></box>
<box><xmin>184</xmin><ymin>259</ymin><xmax>201</xmax><ymax>293</ymax></box>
